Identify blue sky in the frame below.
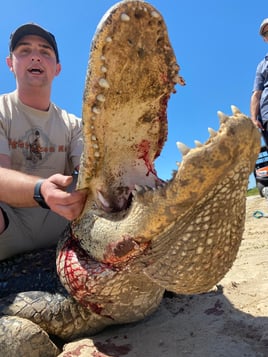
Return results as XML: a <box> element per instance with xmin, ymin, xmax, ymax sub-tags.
<box><xmin>1</xmin><ymin>0</ymin><xmax>267</xmax><ymax>188</ymax></box>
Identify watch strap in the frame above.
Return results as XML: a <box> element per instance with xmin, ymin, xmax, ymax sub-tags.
<box><xmin>33</xmin><ymin>179</ymin><xmax>50</xmax><ymax>209</ymax></box>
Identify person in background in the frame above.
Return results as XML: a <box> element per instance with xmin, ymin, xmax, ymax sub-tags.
<box><xmin>250</xmin><ymin>18</ymin><xmax>268</xmax><ymax>148</ymax></box>
<box><xmin>0</xmin><ymin>23</ymin><xmax>87</xmax><ymax>261</ymax></box>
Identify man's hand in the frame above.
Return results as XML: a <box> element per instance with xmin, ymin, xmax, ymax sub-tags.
<box><xmin>40</xmin><ymin>174</ymin><xmax>87</xmax><ymax>221</ymax></box>
<box><xmin>251</xmin><ymin>117</ymin><xmax>264</xmax><ymax>130</ymax></box>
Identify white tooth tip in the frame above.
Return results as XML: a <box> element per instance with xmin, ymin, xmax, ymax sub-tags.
<box><xmin>151</xmin><ymin>10</ymin><xmax>160</xmax><ymax>18</ymax></box>
<box><xmin>99</xmin><ymin>78</ymin><xmax>110</xmax><ymax>89</ymax></box>
<box><xmin>208</xmin><ymin>127</ymin><xmax>217</xmax><ymax>137</ymax></box>
<box><xmin>134</xmin><ymin>184</ymin><xmax>143</xmax><ymax>192</ymax></box>
<box><xmin>121</xmin><ymin>13</ymin><xmax>130</xmax><ymax>21</ymax></box>
<box><xmin>176</xmin><ymin>141</ymin><xmax>190</xmax><ymax>156</ymax></box>
<box><xmin>217</xmin><ymin>111</ymin><xmax>228</xmax><ymax>124</ymax></box>
<box><xmin>97</xmin><ymin>191</ymin><xmax>110</xmax><ymax>208</ymax></box>
<box><xmin>194</xmin><ymin>140</ymin><xmax>203</xmax><ymax>147</ymax></box>
<box><xmin>231</xmin><ymin>105</ymin><xmax>241</xmax><ymax>115</ymax></box>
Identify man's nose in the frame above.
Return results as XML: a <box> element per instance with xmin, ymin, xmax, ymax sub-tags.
<box><xmin>31</xmin><ymin>51</ymin><xmax>41</xmax><ymax>61</ymax></box>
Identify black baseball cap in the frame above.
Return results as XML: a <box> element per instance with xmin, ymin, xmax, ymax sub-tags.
<box><xmin>9</xmin><ymin>23</ymin><xmax>59</xmax><ymax>63</ymax></box>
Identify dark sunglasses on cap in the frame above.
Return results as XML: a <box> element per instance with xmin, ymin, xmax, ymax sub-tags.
<box><xmin>263</xmin><ymin>30</ymin><xmax>268</xmax><ymax>38</ymax></box>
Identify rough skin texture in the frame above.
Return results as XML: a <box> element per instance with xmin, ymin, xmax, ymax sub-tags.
<box><xmin>0</xmin><ymin>0</ymin><xmax>261</xmax><ymax>356</ymax></box>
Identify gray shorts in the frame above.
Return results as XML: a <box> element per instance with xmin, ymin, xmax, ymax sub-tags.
<box><xmin>0</xmin><ymin>203</ymin><xmax>69</xmax><ymax>261</ymax></box>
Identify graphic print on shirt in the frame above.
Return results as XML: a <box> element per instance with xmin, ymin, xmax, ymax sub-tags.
<box><xmin>21</xmin><ymin>127</ymin><xmax>54</xmax><ymax>168</ymax></box>
<box><xmin>26</xmin><ymin>129</ymin><xmax>42</xmax><ymax>163</ymax></box>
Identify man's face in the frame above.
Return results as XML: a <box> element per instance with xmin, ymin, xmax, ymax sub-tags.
<box><xmin>6</xmin><ymin>34</ymin><xmax>61</xmax><ymax>88</ymax></box>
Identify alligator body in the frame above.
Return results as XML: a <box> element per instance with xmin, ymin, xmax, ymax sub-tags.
<box><xmin>0</xmin><ymin>0</ymin><xmax>260</xmax><ymax>356</ymax></box>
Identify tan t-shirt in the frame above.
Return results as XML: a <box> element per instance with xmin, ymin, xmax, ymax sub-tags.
<box><xmin>0</xmin><ymin>91</ymin><xmax>83</xmax><ymax>177</ymax></box>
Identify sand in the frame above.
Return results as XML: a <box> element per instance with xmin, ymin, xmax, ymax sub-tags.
<box><xmin>59</xmin><ymin>195</ymin><xmax>268</xmax><ymax>357</ymax></box>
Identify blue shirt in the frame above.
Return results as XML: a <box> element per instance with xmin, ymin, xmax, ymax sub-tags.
<box><xmin>253</xmin><ymin>53</ymin><xmax>268</xmax><ymax>122</ymax></box>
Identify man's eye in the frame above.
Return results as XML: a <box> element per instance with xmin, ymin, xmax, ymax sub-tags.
<box><xmin>41</xmin><ymin>50</ymin><xmax>52</xmax><ymax>57</ymax></box>
<box><xmin>20</xmin><ymin>48</ymin><xmax>30</xmax><ymax>54</ymax></box>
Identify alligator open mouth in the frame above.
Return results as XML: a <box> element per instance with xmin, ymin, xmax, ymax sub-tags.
<box><xmin>57</xmin><ymin>0</ymin><xmax>260</xmax><ymax>309</ymax></box>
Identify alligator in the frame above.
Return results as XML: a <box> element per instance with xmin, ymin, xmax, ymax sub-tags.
<box><xmin>0</xmin><ymin>0</ymin><xmax>260</xmax><ymax>356</ymax></box>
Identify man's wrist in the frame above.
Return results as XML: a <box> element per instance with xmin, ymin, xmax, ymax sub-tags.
<box><xmin>33</xmin><ymin>179</ymin><xmax>50</xmax><ymax>209</ymax></box>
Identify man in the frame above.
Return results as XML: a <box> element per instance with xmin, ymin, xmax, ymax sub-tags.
<box><xmin>250</xmin><ymin>18</ymin><xmax>268</xmax><ymax>148</ymax></box>
<box><xmin>0</xmin><ymin>23</ymin><xmax>87</xmax><ymax>260</ymax></box>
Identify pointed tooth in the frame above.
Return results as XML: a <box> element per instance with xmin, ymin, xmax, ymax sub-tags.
<box><xmin>231</xmin><ymin>105</ymin><xmax>241</xmax><ymax>115</ymax></box>
<box><xmin>92</xmin><ymin>106</ymin><xmax>101</xmax><ymax>114</ymax></box>
<box><xmin>208</xmin><ymin>127</ymin><xmax>217</xmax><ymax>137</ymax></box>
<box><xmin>194</xmin><ymin>140</ymin><xmax>203</xmax><ymax>147</ymax></box>
<box><xmin>132</xmin><ymin>190</ymin><xmax>137</xmax><ymax>197</ymax></box>
<box><xmin>151</xmin><ymin>10</ymin><xmax>160</xmax><ymax>18</ymax></box>
<box><xmin>176</xmin><ymin>161</ymin><xmax>181</xmax><ymax>167</ymax></box>
<box><xmin>217</xmin><ymin>111</ymin><xmax>228</xmax><ymax>124</ymax></box>
<box><xmin>99</xmin><ymin>78</ymin><xmax>110</xmax><ymax>88</ymax></box>
<box><xmin>97</xmin><ymin>191</ymin><xmax>110</xmax><ymax>208</ymax></box>
<box><xmin>176</xmin><ymin>142</ymin><xmax>190</xmax><ymax>156</ymax></box>
<box><xmin>155</xmin><ymin>180</ymin><xmax>166</xmax><ymax>188</ymax></box>
<box><xmin>144</xmin><ymin>185</ymin><xmax>153</xmax><ymax>191</ymax></box>
<box><xmin>121</xmin><ymin>13</ymin><xmax>130</xmax><ymax>22</ymax></box>
<box><xmin>134</xmin><ymin>184</ymin><xmax>144</xmax><ymax>193</ymax></box>
<box><xmin>96</xmin><ymin>94</ymin><xmax>106</xmax><ymax>102</ymax></box>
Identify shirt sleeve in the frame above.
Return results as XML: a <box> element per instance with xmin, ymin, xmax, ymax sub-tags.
<box><xmin>0</xmin><ymin>107</ymin><xmax>10</xmax><ymax>156</ymax></box>
<box><xmin>252</xmin><ymin>60</ymin><xmax>266</xmax><ymax>92</ymax></box>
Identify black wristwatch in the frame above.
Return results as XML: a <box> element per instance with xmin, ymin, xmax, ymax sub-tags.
<box><xmin>33</xmin><ymin>179</ymin><xmax>50</xmax><ymax>209</ymax></box>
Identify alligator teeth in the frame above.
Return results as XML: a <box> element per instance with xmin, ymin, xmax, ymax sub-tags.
<box><xmin>92</xmin><ymin>106</ymin><xmax>101</xmax><ymax>114</ymax></box>
<box><xmin>231</xmin><ymin>105</ymin><xmax>241</xmax><ymax>115</ymax></box>
<box><xmin>194</xmin><ymin>140</ymin><xmax>203</xmax><ymax>148</ymax></box>
<box><xmin>97</xmin><ymin>191</ymin><xmax>110</xmax><ymax>209</ymax></box>
<box><xmin>101</xmin><ymin>66</ymin><xmax>107</xmax><ymax>73</ymax></box>
<box><xmin>144</xmin><ymin>185</ymin><xmax>153</xmax><ymax>191</ymax></box>
<box><xmin>208</xmin><ymin>127</ymin><xmax>217</xmax><ymax>137</ymax></box>
<box><xmin>97</xmin><ymin>94</ymin><xmax>106</xmax><ymax>102</ymax></box>
<box><xmin>151</xmin><ymin>10</ymin><xmax>160</xmax><ymax>18</ymax></box>
<box><xmin>134</xmin><ymin>184</ymin><xmax>144</xmax><ymax>193</ymax></box>
<box><xmin>106</xmin><ymin>37</ymin><xmax>112</xmax><ymax>43</ymax></box>
<box><xmin>217</xmin><ymin>111</ymin><xmax>228</xmax><ymax>124</ymax></box>
<box><xmin>121</xmin><ymin>13</ymin><xmax>130</xmax><ymax>21</ymax></box>
<box><xmin>99</xmin><ymin>78</ymin><xmax>110</xmax><ymax>88</ymax></box>
<box><xmin>176</xmin><ymin>142</ymin><xmax>191</xmax><ymax>156</ymax></box>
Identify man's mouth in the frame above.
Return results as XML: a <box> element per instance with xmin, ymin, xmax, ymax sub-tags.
<box><xmin>28</xmin><ymin>68</ymin><xmax>44</xmax><ymax>74</ymax></box>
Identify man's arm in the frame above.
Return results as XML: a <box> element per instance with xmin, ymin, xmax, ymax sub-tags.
<box><xmin>0</xmin><ymin>154</ymin><xmax>87</xmax><ymax>221</ymax></box>
<box><xmin>250</xmin><ymin>90</ymin><xmax>263</xmax><ymax>129</ymax></box>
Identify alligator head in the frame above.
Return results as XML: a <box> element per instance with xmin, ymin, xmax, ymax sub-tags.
<box><xmin>57</xmin><ymin>0</ymin><xmax>260</xmax><ymax>321</ymax></box>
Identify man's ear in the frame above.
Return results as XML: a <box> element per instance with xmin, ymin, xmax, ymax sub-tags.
<box><xmin>6</xmin><ymin>56</ymin><xmax>14</xmax><ymax>72</ymax></box>
<box><xmin>55</xmin><ymin>63</ymin><xmax>61</xmax><ymax>77</ymax></box>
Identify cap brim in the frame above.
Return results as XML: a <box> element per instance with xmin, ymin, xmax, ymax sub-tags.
<box><xmin>10</xmin><ymin>23</ymin><xmax>59</xmax><ymax>62</ymax></box>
